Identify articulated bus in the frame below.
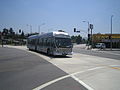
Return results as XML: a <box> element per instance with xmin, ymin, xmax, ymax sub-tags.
<box><xmin>27</xmin><ymin>31</ymin><xmax>73</xmax><ymax>56</ymax></box>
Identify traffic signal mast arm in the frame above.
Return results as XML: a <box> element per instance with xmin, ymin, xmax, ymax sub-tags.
<box><xmin>74</xmin><ymin>28</ymin><xmax>80</xmax><ymax>33</ymax></box>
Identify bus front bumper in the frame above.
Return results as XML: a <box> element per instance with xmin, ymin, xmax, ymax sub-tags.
<box><xmin>53</xmin><ymin>51</ymin><xmax>72</xmax><ymax>56</ymax></box>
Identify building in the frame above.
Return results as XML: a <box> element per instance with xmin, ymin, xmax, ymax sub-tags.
<box><xmin>93</xmin><ymin>34</ymin><xmax>120</xmax><ymax>48</ymax></box>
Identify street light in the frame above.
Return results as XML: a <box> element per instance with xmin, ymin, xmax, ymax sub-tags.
<box><xmin>83</xmin><ymin>21</ymin><xmax>90</xmax><ymax>49</ymax></box>
<box><xmin>38</xmin><ymin>23</ymin><xmax>45</xmax><ymax>34</ymax></box>
<box><xmin>27</xmin><ymin>24</ymin><xmax>32</xmax><ymax>33</ymax></box>
<box><xmin>110</xmin><ymin>15</ymin><xmax>114</xmax><ymax>50</ymax></box>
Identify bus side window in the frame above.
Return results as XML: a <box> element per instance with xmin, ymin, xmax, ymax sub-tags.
<box><xmin>46</xmin><ymin>38</ymin><xmax>49</xmax><ymax>46</ymax></box>
<box><xmin>42</xmin><ymin>38</ymin><xmax>44</xmax><ymax>46</ymax></box>
<box><xmin>30</xmin><ymin>40</ymin><xmax>32</xmax><ymax>44</ymax></box>
<box><xmin>37</xmin><ymin>39</ymin><xmax>39</xmax><ymax>45</ymax></box>
<box><xmin>31</xmin><ymin>40</ymin><xmax>32</xmax><ymax>45</ymax></box>
<box><xmin>43</xmin><ymin>38</ymin><xmax>45</xmax><ymax>46</ymax></box>
<box><xmin>45</xmin><ymin>39</ymin><xmax>47</xmax><ymax>46</ymax></box>
<box><xmin>27</xmin><ymin>39</ymin><xmax>29</xmax><ymax>44</ymax></box>
<box><xmin>51</xmin><ymin>38</ymin><xmax>55</xmax><ymax>48</ymax></box>
<box><xmin>39</xmin><ymin>38</ymin><xmax>41</xmax><ymax>45</ymax></box>
<box><xmin>47</xmin><ymin>38</ymin><xmax>50</xmax><ymax>46</ymax></box>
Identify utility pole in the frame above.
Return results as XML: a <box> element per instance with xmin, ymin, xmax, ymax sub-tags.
<box><xmin>83</xmin><ymin>21</ymin><xmax>90</xmax><ymax>49</ymax></box>
<box><xmin>27</xmin><ymin>24</ymin><xmax>32</xmax><ymax>34</ymax></box>
<box><xmin>38</xmin><ymin>25</ymin><xmax>40</xmax><ymax>34</ymax></box>
<box><xmin>38</xmin><ymin>23</ymin><xmax>45</xmax><ymax>34</ymax></box>
<box><xmin>30</xmin><ymin>25</ymin><xmax>32</xmax><ymax>34</ymax></box>
<box><xmin>110</xmin><ymin>15</ymin><xmax>114</xmax><ymax>50</ymax></box>
<box><xmin>90</xmin><ymin>24</ymin><xmax>93</xmax><ymax>49</ymax></box>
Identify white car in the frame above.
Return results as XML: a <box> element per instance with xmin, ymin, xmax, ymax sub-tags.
<box><xmin>95</xmin><ymin>43</ymin><xmax>106</xmax><ymax>49</ymax></box>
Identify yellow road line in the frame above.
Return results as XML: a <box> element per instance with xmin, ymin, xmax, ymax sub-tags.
<box><xmin>109</xmin><ymin>66</ymin><xmax>120</xmax><ymax>71</ymax></box>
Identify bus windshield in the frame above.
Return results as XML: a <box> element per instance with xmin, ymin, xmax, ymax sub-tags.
<box><xmin>55</xmin><ymin>38</ymin><xmax>72</xmax><ymax>48</ymax></box>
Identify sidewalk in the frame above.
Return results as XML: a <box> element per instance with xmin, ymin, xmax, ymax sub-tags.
<box><xmin>0</xmin><ymin>45</ymin><xmax>27</xmax><ymax>50</ymax></box>
<box><xmin>73</xmin><ymin>44</ymin><xmax>87</xmax><ymax>49</ymax></box>
<box><xmin>73</xmin><ymin>44</ymin><xmax>120</xmax><ymax>51</ymax></box>
<box><xmin>92</xmin><ymin>48</ymin><xmax>120</xmax><ymax>51</ymax></box>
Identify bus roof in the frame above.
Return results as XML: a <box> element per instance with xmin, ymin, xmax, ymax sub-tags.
<box><xmin>28</xmin><ymin>35</ymin><xmax>38</xmax><ymax>39</ymax></box>
<box><xmin>39</xmin><ymin>31</ymin><xmax>70</xmax><ymax>38</ymax></box>
<box><xmin>53</xmin><ymin>31</ymin><xmax>69</xmax><ymax>36</ymax></box>
<box><xmin>28</xmin><ymin>31</ymin><xmax>70</xmax><ymax>39</ymax></box>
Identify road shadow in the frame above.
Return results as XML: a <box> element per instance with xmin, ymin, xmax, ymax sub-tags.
<box><xmin>28</xmin><ymin>49</ymin><xmax>72</xmax><ymax>59</ymax></box>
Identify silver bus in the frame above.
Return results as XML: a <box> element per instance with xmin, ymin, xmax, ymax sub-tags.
<box><xmin>27</xmin><ymin>31</ymin><xmax>73</xmax><ymax>56</ymax></box>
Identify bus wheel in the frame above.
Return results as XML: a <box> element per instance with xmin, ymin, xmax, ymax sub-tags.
<box><xmin>47</xmin><ymin>49</ymin><xmax>51</xmax><ymax>55</ymax></box>
<box><xmin>62</xmin><ymin>54</ymin><xmax>66</xmax><ymax>57</ymax></box>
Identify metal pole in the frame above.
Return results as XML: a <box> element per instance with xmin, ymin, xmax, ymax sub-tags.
<box><xmin>87</xmin><ymin>22</ymin><xmax>90</xmax><ymax>49</ymax></box>
<box><xmin>26</xmin><ymin>24</ymin><xmax>32</xmax><ymax>34</ymax></box>
<box><xmin>83</xmin><ymin>21</ymin><xmax>90</xmax><ymax>49</ymax></box>
<box><xmin>38</xmin><ymin>25</ymin><xmax>40</xmax><ymax>34</ymax></box>
<box><xmin>110</xmin><ymin>15</ymin><xmax>113</xmax><ymax>50</ymax></box>
<box><xmin>30</xmin><ymin>25</ymin><xmax>32</xmax><ymax>33</ymax></box>
<box><xmin>38</xmin><ymin>23</ymin><xmax>45</xmax><ymax>34</ymax></box>
<box><xmin>91</xmin><ymin>28</ymin><xmax>93</xmax><ymax>49</ymax></box>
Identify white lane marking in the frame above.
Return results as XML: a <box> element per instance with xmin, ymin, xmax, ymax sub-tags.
<box><xmin>71</xmin><ymin>75</ymin><xmax>94</xmax><ymax>90</ymax></box>
<box><xmin>71</xmin><ymin>67</ymin><xmax>104</xmax><ymax>76</ymax></box>
<box><xmin>109</xmin><ymin>65</ymin><xmax>120</xmax><ymax>67</ymax></box>
<box><xmin>33</xmin><ymin>66</ymin><xmax>104</xmax><ymax>90</ymax></box>
<box><xmin>33</xmin><ymin>65</ymin><xmax>120</xmax><ymax>90</ymax></box>
<box><xmin>33</xmin><ymin>75</ymin><xmax>71</xmax><ymax>90</ymax></box>
<box><xmin>88</xmin><ymin>67</ymin><xmax>103</xmax><ymax>71</ymax></box>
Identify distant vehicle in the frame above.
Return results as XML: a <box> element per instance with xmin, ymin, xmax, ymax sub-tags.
<box><xmin>95</xmin><ymin>43</ymin><xmax>106</xmax><ymax>49</ymax></box>
<box><xmin>27</xmin><ymin>31</ymin><xmax>73</xmax><ymax>56</ymax></box>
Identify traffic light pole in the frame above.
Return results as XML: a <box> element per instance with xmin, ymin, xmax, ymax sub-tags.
<box><xmin>74</xmin><ymin>23</ymin><xmax>93</xmax><ymax>49</ymax></box>
<box><xmin>91</xmin><ymin>28</ymin><xmax>93</xmax><ymax>48</ymax></box>
<box><xmin>110</xmin><ymin>15</ymin><xmax>113</xmax><ymax>50</ymax></box>
<box><xmin>90</xmin><ymin>24</ymin><xmax>93</xmax><ymax>49</ymax></box>
<box><xmin>87</xmin><ymin>22</ymin><xmax>90</xmax><ymax>49</ymax></box>
<box><xmin>83</xmin><ymin>21</ymin><xmax>90</xmax><ymax>49</ymax></box>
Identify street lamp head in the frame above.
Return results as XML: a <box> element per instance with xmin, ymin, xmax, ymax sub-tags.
<box><xmin>83</xmin><ymin>21</ymin><xmax>89</xmax><ymax>24</ymax></box>
<box><xmin>83</xmin><ymin>21</ymin><xmax>86</xmax><ymax>22</ymax></box>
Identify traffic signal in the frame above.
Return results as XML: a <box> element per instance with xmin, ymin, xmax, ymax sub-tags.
<box><xmin>76</xmin><ymin>31</ymin><xmax>80</xmax><ymax>33</ymax></box>
<box><xmin>19</xmin><ymin>29</ymin><xmax>21</xmax><ymax>33</ymax></box>
<box><xmin>74</xmin><ymin>28</ymin><xmax>76</xmax><ymax>32</ymax></box>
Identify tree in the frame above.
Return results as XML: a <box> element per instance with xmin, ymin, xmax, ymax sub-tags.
<box><xmin>2</xmin><ymin>28</ymin><xmax>9</xmax><ymax>36</ymax></box>
<box><xmin>71</xmin><ymin>35</ymin><xmax>86</xmax><ymax>44</ymax></box>
<box><xmin>19</xmin><ymin>29</ymin><xmax>21</xmax><ymax>33</ymax></box>
<box><xmin>76</xmin><ymin>35</ymin><xmax>82</xmax><ymax>44</ymax></box>
<box><xmin>9</xmin><ymin>28</ymin><xmax>13</xmax><ymax>35</ymax></box>
<box><xmin>71</xmin><ymin>36</ymin><xmax>76</xmax><ymax>43</ymax></box>
<box><xmin>21</xmin><ymin>31</ymin><xmax>25</xmax><ymax>39</ymax></box>
<box><xmin>8</xmin><ymin>28</ymin><xmax>14</xmax><ymax>39</ymax></box>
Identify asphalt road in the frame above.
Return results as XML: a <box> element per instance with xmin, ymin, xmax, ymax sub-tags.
<box><xmin>73</xmin><ymin>47</ymin><xmax>120</xmax><ymax>60</ymax></box>
<box><xmin>0</xmin><ymin>47</ymin><xmax>87</xmax><ymax>90</ymax></box>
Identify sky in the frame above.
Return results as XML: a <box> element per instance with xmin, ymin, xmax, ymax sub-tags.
<box><xmin>0</xmin><ymin>0</ymin><xmax>120</xmax><ymax>37</ymax></box>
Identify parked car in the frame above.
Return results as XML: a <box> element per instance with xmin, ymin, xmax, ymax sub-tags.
<box><xmin>95</xmin><ymin>43</ymin><xmax>106</xmax><ymax>49</ymax></box>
